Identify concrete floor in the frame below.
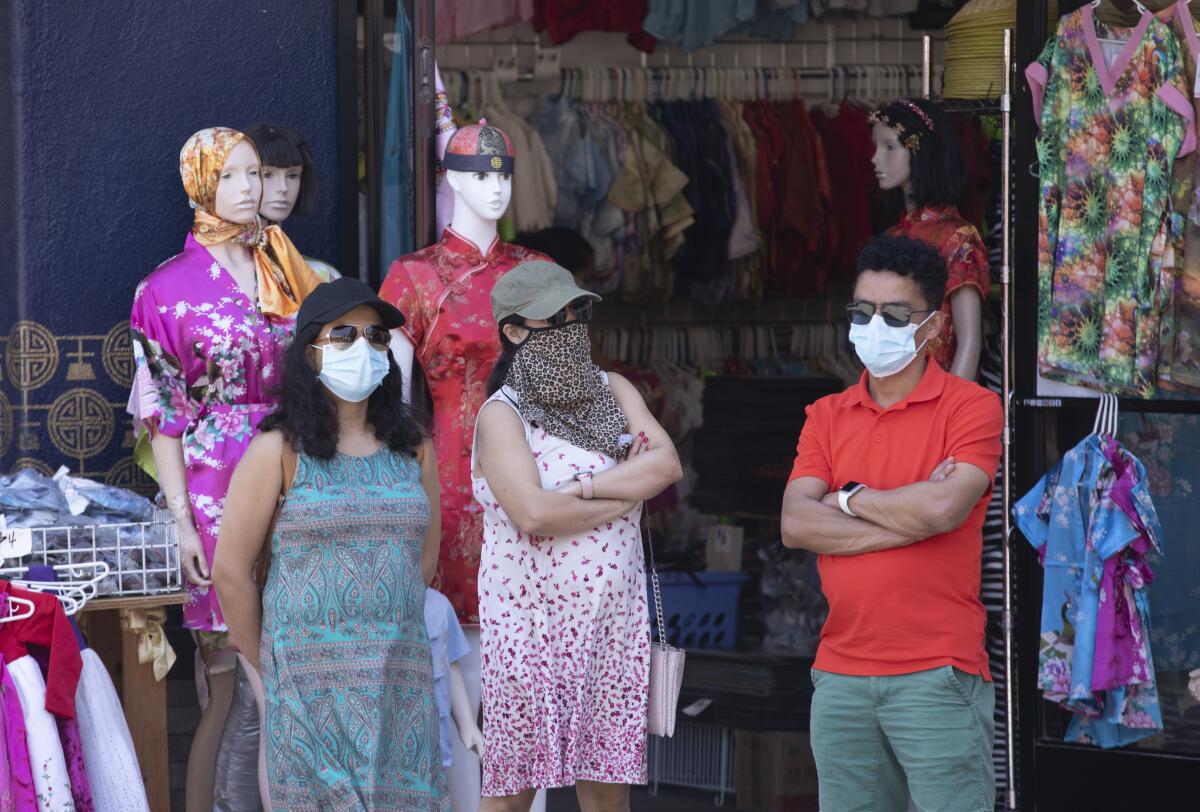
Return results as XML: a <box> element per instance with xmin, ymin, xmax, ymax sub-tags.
<box><xmin>547</xmin><ymin>785</ymin><xmax>748</xmax><ymax>811</ymax></box>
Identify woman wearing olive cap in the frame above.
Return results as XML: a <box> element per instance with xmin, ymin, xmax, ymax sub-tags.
<box><xmin>472</xmin><ymin>260</ymin><xmax>682</xmax><ymax>811</ymax></box>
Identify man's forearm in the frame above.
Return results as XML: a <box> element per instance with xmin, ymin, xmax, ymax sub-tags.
<box><xmin>782</xmin><ymin>498</ymin><xmax>919</xmax><ymax>555</ymax></box>
<box><xmin>847</xmin><ymin>481</ymin><xmax>963</xmax><ymax>540</ymax></box>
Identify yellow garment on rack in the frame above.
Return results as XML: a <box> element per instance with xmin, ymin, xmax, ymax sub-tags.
<box><xmin>944</xmin><ymin>0</ymin><xmax>1059</xmax><ymax>99</ymax></box>
<box><xmin>120</xmin><ymin>607</ymin><xmax>177</xmax><ymax>682</ymax></box>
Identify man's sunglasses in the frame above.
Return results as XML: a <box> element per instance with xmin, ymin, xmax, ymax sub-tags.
<box><xmin>316</xmin><ymin>324</ymin><xmax>392</xmax><ymax>350</ymax></box>
<box><xmin>845</xmin><ymin>301</ymin><xmax>932</xmax><ymax>328</ymax></box>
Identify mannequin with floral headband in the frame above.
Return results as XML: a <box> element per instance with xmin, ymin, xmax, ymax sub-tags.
<box><xmin>871</xmin><ymin>97</ymin><xmax>990</xmax><ymax>381</ymax></box>
<box><xmin>129</xmin><ymin>127</ymin><xmax>321</xmax><ymax>811</ymax></box>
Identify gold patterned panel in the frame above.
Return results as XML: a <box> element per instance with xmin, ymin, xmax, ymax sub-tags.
<box><xmin>5</xmin><ymin>320</ymin><xmax>60</xmax><ymax>391</ymax></box>
<box><xmin>102</xmin><ymin>321</ymin><xmax>135</xmax><ymax>389</ymax></box>
<box><xmin>47</xmin><ymin>387</ymin><xmax>116</xmax><ymax>459</ymax></box>
<box><xmin>0</xmin><ymin>389</ymin><xmax>12</xmax><ymax>458</ymax></box>
<box><xmin>11</xmin><ymin>457</ymin><xmax>54</xmax><ymax>476</ymax></box>
<box><xmin>105</xmin><ymin>456</ymin><xmax>158</xmax><ymax>496</ymax></box>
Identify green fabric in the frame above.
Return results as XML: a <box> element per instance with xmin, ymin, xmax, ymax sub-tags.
<box><xmin>809</xmin><ymin>667</ymin><xmax>995</xmax><ymax>812</ymax></box>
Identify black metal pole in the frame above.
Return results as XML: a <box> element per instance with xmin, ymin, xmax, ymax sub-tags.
<box><xmin>336</xmin><ymin>0</ymin><xmax>360</xmax><ymax>280</ymax></box>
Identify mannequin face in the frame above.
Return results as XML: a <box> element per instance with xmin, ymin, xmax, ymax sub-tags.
<box><xmin>260</xmin><ymin>164</ymin><xmax>303</xmax><ymax>222</ymax></box>
<box><xmin>446</xmin><ymin>169</ymin><xmax>513</xmax><ymax>222</ymax></box>
<box><xmin>871</xmin><ymin>122</ymin><xmax>911</xmax><ymax>192</ymax></box>
<box><xmin>214</xmin><ymin>139</ymin><xmax>262</xmax><ymax>224</ymax></box>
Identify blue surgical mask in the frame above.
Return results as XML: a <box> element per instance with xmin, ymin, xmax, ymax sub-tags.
<box><xmin>312</xmin><ymin>337</ymin><xmax>390</xmax><ymax>402</ymax></box>
<box><xmin>848</xmin><ymin>312</ymin><xmax>933</xmax><ymax>378</ymax></box>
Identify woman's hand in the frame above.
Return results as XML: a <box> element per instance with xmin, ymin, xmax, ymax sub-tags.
<box><xmin>178</xmin><ymin>518</ymin><xmax>212</xmax><ymax>587</ymax></box>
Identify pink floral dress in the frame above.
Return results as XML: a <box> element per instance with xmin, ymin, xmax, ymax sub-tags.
<box><xmin>472</xmin><ymin>381</ymin><xmax>650</xmax><ymax>796</ymax></box>
<box><xmin>130</xmin><ymin>233</ymin><xmax>291</xmax><ymax>630</ymax></box>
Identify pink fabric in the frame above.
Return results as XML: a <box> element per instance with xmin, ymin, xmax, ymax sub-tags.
<box><xmin>1026</xmin><ymin>61</ymin><xmax>1049</xmax><ymax>128</ymax></box>
<box><xmin>54</xmin><ymin>717</ymin><xmax>93</xmax><ymax>812</ymax></box>
<box><xmin>435</xmin><ymin>0</ymin><xmax>535</xmax><ymax>43</ymax></box>
<box><xmin>1157</xmin><ymin>83</ymin><xmax>1197</xmax><ymax>157</ymax></box>
<box><xmin>1082</xmin><ymin>4</ymin><xmax>1152</xmax><ymax>97</ymax></box>
<box><xmin>1</xmin><ymin>668</ymin><xmax>35</xmax><ymax>810</ymax></box>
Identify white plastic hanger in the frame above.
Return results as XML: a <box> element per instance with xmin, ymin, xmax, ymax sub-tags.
<box><xmin>1</xmin><ymin>594</ymin><xmax>35</xmax><ymax>624</ymax></box>
<box><xmin>1091</xmin><ymin>393</ymin><xmax>1119</xmax><ymax>439</ymax></box>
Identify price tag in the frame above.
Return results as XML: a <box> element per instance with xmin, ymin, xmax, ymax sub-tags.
<box><xmin>0</xmin><ymin>518</ymin><xmax>32</xmax><ymax>560</ymax></box>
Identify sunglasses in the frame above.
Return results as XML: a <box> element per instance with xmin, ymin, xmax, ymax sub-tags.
<box><xmin>316</xmin><ymin>324</ymin><xmax>392</xmax><ymax>350</ymax></box>
<box><xmin>527</xmin><ymin>300</ymin><xmax>594</xmax><ymax>331</ymax></box>
<box><xmin>845</xmin><ymin>301</ymin><xmax>933</xmax><ymax>328</ymax></box>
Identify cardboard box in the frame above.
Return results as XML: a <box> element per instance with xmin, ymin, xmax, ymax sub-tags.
<box><xmin>735</xmin><ymin>730</ymin><xmax>818</xmax><ymax>812</ymax></box>
<box><xmin>705</xmin><ymin>524</ymin><xmax>744</xmax><ymax>571</ymax></box>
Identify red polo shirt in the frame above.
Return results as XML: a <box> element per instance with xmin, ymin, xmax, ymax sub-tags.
<box><xmin>789</xmin><ymin>360</ymin><xmax>1002</xmax><ymax>678</ymax></box>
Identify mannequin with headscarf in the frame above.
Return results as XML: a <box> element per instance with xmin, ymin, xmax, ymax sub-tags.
<box><xmin>871</xmin><ymin>98</ymin><xmax>990</xmax><ymax>382</ymax></box>
<box><xmin>379</xmin><ymin>120</ymin><xmax>549</xmax><ymax>812</ymax></box>
<box><xmin>128</xmin><ymin>127</ymin><xmax>320</xmax><ymax>812</ymax></box>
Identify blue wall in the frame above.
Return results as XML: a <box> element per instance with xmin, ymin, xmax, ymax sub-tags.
<box><xmin>0</xmin><ymin>2</ymin><xmax>342</xmax><ymax>487</ymax></box>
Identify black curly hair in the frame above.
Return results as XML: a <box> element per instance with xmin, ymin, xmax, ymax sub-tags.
<box><xmin>258</xmin><ymin>320</ymin><xmax>425</xmax><ymax>460</ymax></box>
<box><xmin>485</xmin><ymin>315</ymin><xmax>526</xmax><ymax>397</ymax></box>
<box><xmin>854</xmin><ymin>234</ymin><xmax>948</xmax><ymax>311</ymax></box>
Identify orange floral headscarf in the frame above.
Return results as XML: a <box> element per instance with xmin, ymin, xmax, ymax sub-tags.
<box><xmin>179</xmin><ymin>127</ymin><xmax>321</xmax><ymax>320</ymax></box>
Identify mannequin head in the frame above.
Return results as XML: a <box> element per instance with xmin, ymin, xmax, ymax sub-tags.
<box><xmin>445</xmin><ymin>169</ymin><xmax>513</xmax><ymax>222</ymax></box>
<box><xmin>213</xmin><ymin>139</ymin><xmax>262</xmax><ymax>225</ymax></box>
<box><xmin>870</xmin><ymin>98</ymin><xmax>963</xmax><ymax>211</ymax></box>
<box><xmin>244</xmin><ymin>122</ymin><xmax>317</xmax><ymax>223</ymax></box>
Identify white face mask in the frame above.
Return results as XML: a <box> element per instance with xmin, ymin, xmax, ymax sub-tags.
<box><xmin>312</xmin><ymin>337</ymin><xmax>390</xmax><ymax>402</ymax></box>
<box><xmin>848</xmin><ymin>312</ymin><xmax>934</xmax><ymax>378</ymax></box>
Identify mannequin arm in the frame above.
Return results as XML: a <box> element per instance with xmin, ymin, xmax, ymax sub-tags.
<box><xmin>390</xmin><ymin>329</ymin><xmax>416</xmax><ymax>404</ymax></box>
<box><xmin>948</xmin><ymin>286</ymin><xmax>983</xmax><ymax>381</ymax></box>
<box><xmin>417</xmin><ymin>439</ymin><xmax>441</xmax><ymax>585</ymax></box>
<box><xmin>149</xmin><ymin>432</ymin><xmax>210</xmax><ymax>586</ymax></box>
<box><xmin>449</xmin><ymin>662</ymin><xmax>484</xmax><ymax>756</ymax></box>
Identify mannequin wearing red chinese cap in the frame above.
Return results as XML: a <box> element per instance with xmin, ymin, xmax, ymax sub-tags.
<box><xmin>381</xmin><ymin>120</ymin><xmax>547</xmax><ymax>811</ymax></box>
<box><xmin>872</xmin><ymin>98</ymin><xmax>989</xmax><ymax>381</ymax></box>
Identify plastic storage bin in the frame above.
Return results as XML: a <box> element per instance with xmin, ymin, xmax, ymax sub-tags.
<box><xmin>649</xmin><ymin>571</ymin><xmax>749</xmax><ymax>650</ymax></box>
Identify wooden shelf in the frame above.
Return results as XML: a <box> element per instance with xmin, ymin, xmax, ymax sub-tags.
<box><xmin>81</xmin><ymin>592</ymin><xmax>188</xmax><ymax>613</ymax></box>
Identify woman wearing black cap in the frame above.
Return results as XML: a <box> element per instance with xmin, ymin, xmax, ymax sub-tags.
<box><xmin>213</xmin><ymin>278</ymin><xmax>448</xmax><ymax>810</ymax></box>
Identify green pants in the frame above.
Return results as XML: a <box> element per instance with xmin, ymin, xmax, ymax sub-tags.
<box><xmin>810</xmin><ymin>666</ymin><xmax>995</xmax><ymax>812</ymax></box>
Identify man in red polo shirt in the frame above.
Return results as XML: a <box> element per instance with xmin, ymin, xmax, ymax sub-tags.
<box><xmin>781</xmin><ymin>235</ymin><xmax>1002</xmax><ymax>812</ymax></box>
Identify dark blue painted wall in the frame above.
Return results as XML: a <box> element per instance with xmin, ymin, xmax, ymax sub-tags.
<box><xmin>0</xmin><ymin>2</ymin><xmax>341</xmax><ymax>485</ymax></box>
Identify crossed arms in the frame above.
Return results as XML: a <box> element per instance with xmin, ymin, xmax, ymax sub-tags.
<box><xmin>779</xmin><ymin>457</ymin><xmax>993</xmax><ymax>556</ymax></box>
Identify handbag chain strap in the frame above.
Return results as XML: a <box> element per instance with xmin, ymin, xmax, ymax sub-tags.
<box><xmin>646</xmin><ymin>524</ymin><xmax>669</xmax><ymax>648</ymax></box>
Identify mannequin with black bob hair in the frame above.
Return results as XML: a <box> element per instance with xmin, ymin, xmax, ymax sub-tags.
<box><xmin>258</xmin><ymin>319</ymin><xmax>424</xmax><ymax>459</ymax></box>
<box><xmin>243</xmin><ymin>122</ymin><xmax>318</xmax><ymax>219</ymax></box>
<box><xmin>872</xmin><ymin>97</ymin><xmax>990</xmax><ymax>382</ymax></box>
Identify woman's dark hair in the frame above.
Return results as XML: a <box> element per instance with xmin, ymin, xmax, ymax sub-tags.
<box><xmin>486</xmin><ymin>315</ymin><xmax>526</xmax><ymax>396</ymax></box>
<box><xmin>516</xmin><ymin>228</ymin><xmax>595</xmax><ymax>275</ymax></box>
<box><xmin>243</xmin><ymin>122</ymin><xmax>318</xmax><ymax>217</ymax></box>
<box><xmin>854</xmin><ymin>234</ymin><xmax>948</xmax><ymax>311</ymax></box>
<box><xmin>875</xmin><ymin>98</ymin><xmax>964</xmax><ymax>213</ymax></box>
<box><xmin>259</xmin><ymin>320</ymin><xmax>424</xmax><ymax>460</ymax></box>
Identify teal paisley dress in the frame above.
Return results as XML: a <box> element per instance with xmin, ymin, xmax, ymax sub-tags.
<box><xmin>260</xmin><ymin>445</ymin><xmax>447</xmax><ymax>811</ymax></box>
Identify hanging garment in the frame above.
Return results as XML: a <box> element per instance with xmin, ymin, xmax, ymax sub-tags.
<box><xmin>129</xmin><ymin>232</ymin><xmax>291</xmax><ymax>631</ymax></box>
<box><xmin>379</xmin><ymin>229</ymin><xmax>548</xmax><ymax>624</ymax></box>
<box><xmin>8</xmin><ymin>658</ymin><xmax>73</xmax><ymax>811</ymax></box>
<box><xmin>73</xmin><ymin>650</ymin><xmax>149</xmax><ymax>812</ymax></box>
<box><xmin>812</xmin><ymin>103</ymin><xmax>875</xmax><ymax>285</ymax></box>
<box><xmin>436</xmin><ymin>0</ymin><xmax>535</xmax><ymax>43</ymax></box>
<box><xmin>535</xmin><ymin>0</ymin><xmax>656</xmax><ymax>51</ymax></box>
<box><xmin>1027</xmin><ymin>6</ymin><xmax>1195</xmax><ymax>396</ymax></box>
<box><xmin>1</xmin><ymin>666</ymin><xmax>35</xmax><ymax>810</ymax></box>
<box><xmin>1014</xmin><ymin>434</ymin><xmax>1165</xmax><ymax>748</ymax></box>
<box><xmin>473</xmin><ymin>379</ymin><xmax>650</xmax><ymax>795</ymax></box>
<box><xmin>424</xmin><ymin>588</ymin><xmax>471</xmax><ymax>770</ymax></box>
<box><xmin>888</xmin><ymin>205</ymin><xmax>990</xmax><ymax>374</ymax></box>
<box><xmin>261</xmin><ymin>447</ymin><xmax>447</xmax><ymax>810</ymax></box>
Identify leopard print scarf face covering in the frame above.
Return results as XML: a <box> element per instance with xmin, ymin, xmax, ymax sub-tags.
<box><xmin>504</xmin><ymin>321</ymin><xmax>631</xmax><ymax>459</ymax></box>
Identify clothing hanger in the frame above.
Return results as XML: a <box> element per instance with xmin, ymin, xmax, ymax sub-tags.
<box><xmin>0</xmin><ymin>594</ymin><xmax>35</xmax><ymax>624</ymax></box>
<box><xmin>1090</xmin><ymin>393</ymin><xmax>1120</xmax><ymax>439</ymax></box>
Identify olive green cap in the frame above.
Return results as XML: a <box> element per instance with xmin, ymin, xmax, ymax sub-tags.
<box><xmin>490</xmin><ymin>259</ymin><xmax>601</xmax><ymax>323</ymax></box>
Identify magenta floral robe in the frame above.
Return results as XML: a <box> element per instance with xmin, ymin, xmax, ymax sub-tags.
<box><xmin>129</xmin><ymin>233</ymin><xmax>292</xmax><ymax>630</ymax></box>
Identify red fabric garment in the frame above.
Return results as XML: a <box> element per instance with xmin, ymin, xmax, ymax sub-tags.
<box><xmin>0</xmin><ymin>582</ymin><xmax>82</xmax><ymax>719</ymax></box>
<box><xmin>888</xmin><ymin>205</ymin><xmax>990</xmax><ymax>373</ymax></box>
<box><xmin>533</xmin><ymin>0</ymin><xmax>656</xmax><ymax>51</ymax></box>
<box><xmin>813</xmin><ymin>103</ymin><xmax>875</xmax><ymax>284</ymax></box>
<box><xmin>379</xmin><ymin>228</ymin><xmax>548</xmax><ymax>624</ymax></box>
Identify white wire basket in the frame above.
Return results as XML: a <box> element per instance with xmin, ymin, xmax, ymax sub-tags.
<box><xmin>17</xmin><ymin>508</ymin><xmax>182</xmax><ymax>598</ymax></box>
<box><xmin>648</xmin><ymin>721</ymin><xmax>736</xmax><ymax>805</ymax></box>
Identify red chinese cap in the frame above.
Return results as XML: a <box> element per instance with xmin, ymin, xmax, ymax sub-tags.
<box><xmin>443</xmin><ymin>119</ymin><xmax>515</xmax><ymax>173</ymax></box>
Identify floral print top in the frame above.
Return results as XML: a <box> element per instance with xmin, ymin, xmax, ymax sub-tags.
<box><xmin>1014</xmin><ymin>434</ymin><xmax>1165</xmax><ymax>748</ymax></box>
<box><xmin>1027</xmin><ymin>6</ymin><xmax>1195</xmax><ymax>396</ymax></box>
<box><xmin>888</xmin><ymin>204</ymin><xmax>990</xmax><ymax>374</ymax></box>
<box><xmin>129</xmin><ymin>232</ymin><xmax>291</xmax><ymax>630</ymax></box>
<box><xmin>379</xmin><ymin>227</ymin><xmax>546</xmax><ymax>624</ymax></box>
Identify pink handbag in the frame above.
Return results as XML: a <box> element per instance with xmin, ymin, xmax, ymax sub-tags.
<box><xmin>646</xmin><ymin>528</ymin><xmax>685</xmax><ymax>737</ymax></box>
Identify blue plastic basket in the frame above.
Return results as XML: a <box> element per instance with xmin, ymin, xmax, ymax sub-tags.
<box><xmin>648</xmin><ymin>571</ymin><xmax>749</xmax><ymax>650</ymax></box>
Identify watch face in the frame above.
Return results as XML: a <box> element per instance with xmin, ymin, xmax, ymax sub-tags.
<box><xmin>841</xmin><ymin>481</ymin><xmax>863</xmax><ymax>493</ymax></box>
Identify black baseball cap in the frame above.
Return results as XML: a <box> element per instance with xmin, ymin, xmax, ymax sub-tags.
<box><xmin>295</xmin><ymin>277</ymin><xmax>405</xmax><ymax>336</ymax></box>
